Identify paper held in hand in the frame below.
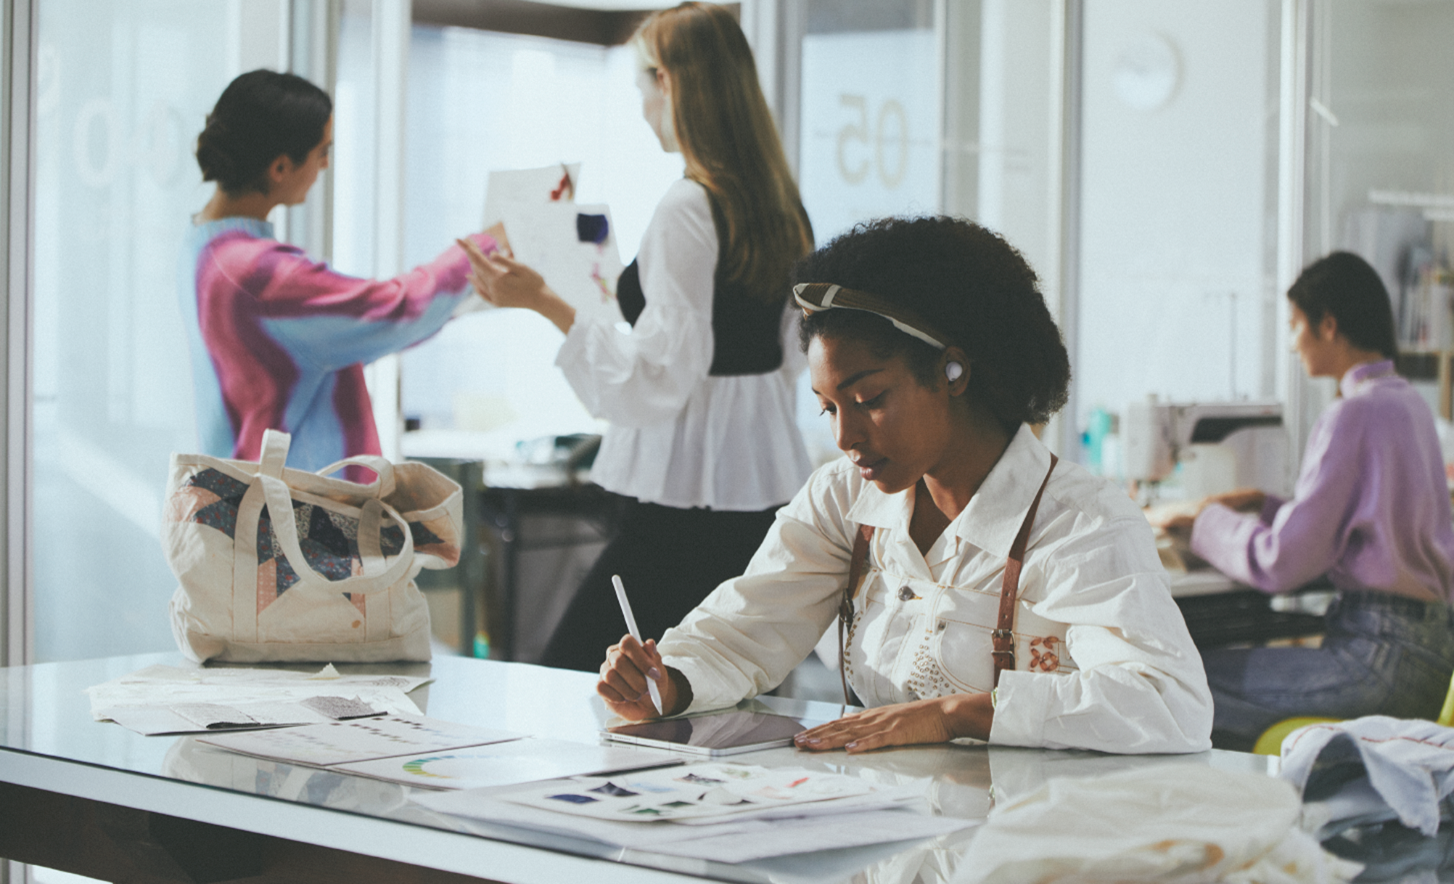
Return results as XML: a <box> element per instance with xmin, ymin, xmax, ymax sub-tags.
<box><xmin>478</xmin><ymin>163</ymin><xmax>624</xmax><ymax>315</ymax></box>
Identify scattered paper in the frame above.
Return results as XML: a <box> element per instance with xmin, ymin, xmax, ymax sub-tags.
<box><xmin>198</xmin><ymin>715</ymin><xmax>523</xmax><ymax>767</ymax></box>
<box><xmin>106</xmin><ymin>696</ymin><xmax>383</xmax><ymax>736</ymax></box>
<box><xmin>480</xmin><ymin>163</ymin><xmax>624</xmax><ymax>314</ymax></box>
<box><xmin>500</xmin><ymin>762</ymin><xmax>877</xmax><ymax>822</ymax></box>
<box><xmin>87</xmin><ymin>664</ymin><xmax>431</xmax><ymax>735</ymax></box>
<box><xmin>414</xmin><ymin>772</ymin><xmax>972</xmax><ymax>863</ymax></box>
<box><xmin>333</xmin><ymin>738</ymin><xmax>683</xmax><ymax>791</ymax></box>
<box><xmin>641</xmin><ymin>810</ymin><xmax>974</xmax><ymax>864</ymax></box>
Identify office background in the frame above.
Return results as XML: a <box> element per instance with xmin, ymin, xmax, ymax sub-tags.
<box><xmin>0</xmin><ymin>0</ymin><xmax>1450</xmax><ymax>675</ymax></box>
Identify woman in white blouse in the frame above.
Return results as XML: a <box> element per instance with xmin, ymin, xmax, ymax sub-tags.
<box><xmin>596</xmin><ymin>217</ymin><xmax>1215</xmax><ymax>755</ymax></box>
<box><xmin>462</xmin><ymin>2</ymin><xmax>814</xmax><ymax>670</ymax></box>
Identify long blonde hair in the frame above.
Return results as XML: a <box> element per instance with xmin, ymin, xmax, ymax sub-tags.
<box><xmin>635</xmin><ymin>3</ymin><xmax>813</xmax><ymax>302</ymax></box>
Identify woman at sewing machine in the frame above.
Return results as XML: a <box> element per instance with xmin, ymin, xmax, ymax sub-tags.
<box><xmin>1159</xmin><ymin>251</ymin><xmax>1454</xmax><ymax>750</ymax></box>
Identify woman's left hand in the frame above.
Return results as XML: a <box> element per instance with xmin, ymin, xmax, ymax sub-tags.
<box><xmin>793</xmin><ymin>692</ymin><xmax>992</xmax><ymax>754</ymax></box>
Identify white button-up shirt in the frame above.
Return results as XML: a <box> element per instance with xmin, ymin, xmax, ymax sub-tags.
<box><xmin>660</xmin><ymin>425</ymin><xmax>1214</xmax><ymax>754</ymax></box>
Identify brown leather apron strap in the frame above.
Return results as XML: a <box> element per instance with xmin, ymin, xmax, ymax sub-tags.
<box><xmin>992</xmin><ymin>454</ymin><xmax>1058</xmax><ymax>687</ymax></box>
<box><xmin>839</xmin><ymin>523</ymin><xmax>875</xmax><ymax>706</ymax></box>
<box><xmin>838</xmin><ymin>453</ymin><xmax>1059</xmax><ymax>704</ymax></box>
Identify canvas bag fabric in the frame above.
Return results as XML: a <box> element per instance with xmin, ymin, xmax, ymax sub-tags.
<box><xmin>163</xmin><ymin>429</ymin><xmax>463</xmax><ymax>663</ymax></box>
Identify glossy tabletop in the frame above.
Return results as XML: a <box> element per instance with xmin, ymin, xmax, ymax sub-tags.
<box><xmin>2</xmin><ymin>653</ymin><xmax>1275</xmax><ymax>884</ymax></box>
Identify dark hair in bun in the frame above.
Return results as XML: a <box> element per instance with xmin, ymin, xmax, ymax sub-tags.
<box><xmin>796</xmin><ymin>216</ymin><xmax>1070</xmax><ymax>433</ymax></box>
<box><xmin>195</xmin><ymin>69</ymin><xmax>331</xmax><ymax>196</ymax></box>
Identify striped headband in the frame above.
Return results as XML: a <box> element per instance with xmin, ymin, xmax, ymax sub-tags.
<box><xmin>793</xmin><ymin>283</ymin><xmax>950</xmax><ymax>350</ymax></box>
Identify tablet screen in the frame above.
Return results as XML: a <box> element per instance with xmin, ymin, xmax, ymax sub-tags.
<box><xmin>605</xmin><ymin>710</ymin><xmax>808</xmax><ymax>753</ymax></box>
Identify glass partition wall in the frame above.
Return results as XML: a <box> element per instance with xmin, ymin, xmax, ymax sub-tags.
<box><xmin>1302</xmin><ymin>0</ymin><xmax>1454</xmax><ymax>434</ymax></box>
<box><xmin>786</xmin><ymin>0</ymin><xmax>1068</xmax><ymax>461</ymax></box>
<box><xmin>28</xmin><ymin>0</ymin><xmax>298</xmax><ymax>662</ymax></box>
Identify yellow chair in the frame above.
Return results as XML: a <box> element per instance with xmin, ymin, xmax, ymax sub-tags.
<box><xmin>1250</xmin><ymin>671</ymin><xmax>1454</xmax><ymax>755</ymax></box>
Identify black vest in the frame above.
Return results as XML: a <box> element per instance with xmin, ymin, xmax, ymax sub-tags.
<box><xmin>616</xmin><ymin>201</ymin><xmax>786</xmax><ymax>377</ymax></box>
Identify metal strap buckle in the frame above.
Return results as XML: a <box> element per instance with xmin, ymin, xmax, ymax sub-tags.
<box><xmin>991</xmin><ymin>628</ymin><xmax>1014</xmax><ymax>641</ymax></box>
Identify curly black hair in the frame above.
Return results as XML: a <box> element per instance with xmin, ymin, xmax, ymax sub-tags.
<box><xmin>795</xmin><ymin>216</ymin><xmax>1070</xmax><ymax>433</ymax></box>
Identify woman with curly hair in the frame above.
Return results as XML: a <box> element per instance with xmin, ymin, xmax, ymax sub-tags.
<box><xmin>596</xmin><ymin>216</ymin><xmax>1214</xmax><ymax>755</ymax></box>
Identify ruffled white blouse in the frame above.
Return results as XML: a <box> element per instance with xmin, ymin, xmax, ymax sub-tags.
<box><xmin>555</xmin><ymin>178</ymin><xmax>812</xmax><ymax>511</ymax></box>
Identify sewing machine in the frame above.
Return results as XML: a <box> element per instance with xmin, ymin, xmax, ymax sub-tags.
<box><xmin>1123</xmin><ymin>399</ymin><xmax>1291</xmax><ymax>503</ymax></box>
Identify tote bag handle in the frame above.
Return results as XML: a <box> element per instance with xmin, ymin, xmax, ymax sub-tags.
<box><xmin>233</xmin><ymin>432</ymin><xmax>415</xmax><ymax>601</ymax></box>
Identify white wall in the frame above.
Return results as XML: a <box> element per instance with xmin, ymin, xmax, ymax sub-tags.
<box><xmin>1078</xmin><ymin>0</ymin><xmax>1277</xmax><ymax>439</ymax></box>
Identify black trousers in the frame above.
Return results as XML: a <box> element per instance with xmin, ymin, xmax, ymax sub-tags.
<box><xmin>538</xmin><ymin>496</ymin><xmax>781</xmax><ymax>672</ymax></box>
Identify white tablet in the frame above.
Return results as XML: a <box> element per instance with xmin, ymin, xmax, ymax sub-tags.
<box><xmin>603</xmin><ymin>710</ymin><xmax>812</xmax><ymax>757</ymax></box>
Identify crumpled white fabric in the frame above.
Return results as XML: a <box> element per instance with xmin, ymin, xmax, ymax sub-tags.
<box><xmin>952</xmin><ymin>763</ymin><xmax>1361</xmax><ymax>884</ymax></box>
<box><xmin>1279</xmin><ymin>715</ymin><xmax>1454</xmax><ymax>837</ymax></box>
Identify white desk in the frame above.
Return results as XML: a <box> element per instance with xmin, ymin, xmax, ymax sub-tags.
<box><xmin>0</xmin><ymin>653</ymin><xmax>1413</xmax><ymax>883</ymax></box>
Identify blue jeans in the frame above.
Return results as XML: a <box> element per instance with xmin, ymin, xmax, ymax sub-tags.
<box><xmin>1201</xmin><ymin>591</ymin><xmax>1454</xmax><ymax>751</ymax></box>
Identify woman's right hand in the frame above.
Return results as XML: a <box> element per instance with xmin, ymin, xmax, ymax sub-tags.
<box><xmin>1208</xmin><ymin>487</ymin><xmax>1267</xmax><ymax>513</ymax></box>
<box><xmin>457</xmin><ymin>236</ymin><xmax>577</xmax><ymax>334</ymax></box>
<box><xmin>457</xmin><ymin>236</ymin><xmax>547</xmax><ymax>310</ymax></box>
<box><xmin>597</xmin><ymin>634</ymin><xmax>684</xmax><ymax>721</ymax></box>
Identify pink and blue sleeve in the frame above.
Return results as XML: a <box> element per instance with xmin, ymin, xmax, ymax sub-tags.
<box><xmin>251</xmin><ymin>233</ymin><xmax>495</xmax><ymax>372</ymax></box>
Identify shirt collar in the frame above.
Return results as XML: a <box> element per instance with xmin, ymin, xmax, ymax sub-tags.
<box><xmin>952</xmin><ymin>424</ymin><xmax>1054</xmax><ymax>558</ymax></box>
<box><xmin>842</xmin><ymin>423</ymin><xmax>1054</xmax><ymax>558</ymax></box>
<box><xmin>1339</xmin><ymin>359</ymin><xmax>1397</xmax><ymax>398</ymax></box>
<box><xmin>844</xmin><ymin>471</ymin><xmax>914</xmax><ymax>530</ymax></box>
<box><xmin>190</xmin><ymin>215</ymin><xmax>276</xmax><ymax>241</ymax></box>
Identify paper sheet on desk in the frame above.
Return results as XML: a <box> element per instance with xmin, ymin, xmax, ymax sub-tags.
<box><xmin>199</xmin><ymin>715</ymin><xmax>524</xmax><ymax>767</ymax></box>
<box><xmin>414</xmin><ymin>775</ymin><xmax>973</xmax><ymax>863</ymax></box>
<box><xmin>87</xmin><ymin>664</ymin><xmax>430</xmax><ymax>735</ymax></box>
<box><xmin>500</xmin><ymin>762</ymin><xmax>877</xmax><ymax>822</ymax></box>
<box><xmin>332</xmin><ymin>738</ymin><xmax>684</xmax><ymax>791</ymax></box>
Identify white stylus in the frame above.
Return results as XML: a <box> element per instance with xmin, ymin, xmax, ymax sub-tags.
<box><xmin>612</xmin><ymin>574</ymin><xmax>664</xmax><ymax>715</ymax></box>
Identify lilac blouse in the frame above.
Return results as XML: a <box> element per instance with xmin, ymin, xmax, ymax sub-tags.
<box><xmin>1191</xmin><ymin>360</ymin><xmax>1454</xmax><ymax>603</ymax></box>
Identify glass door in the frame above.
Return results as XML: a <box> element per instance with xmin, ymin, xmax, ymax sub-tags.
<box><xmin>29</xmin><ymin>0</ymin><xmax>295</xmax><ymax>662</ymax></box>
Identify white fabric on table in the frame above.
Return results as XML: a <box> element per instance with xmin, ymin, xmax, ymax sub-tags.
<box><xmin>952</xmin><ymin>764</ymin><xmax>1361</xmax><ymax>884</ymax></box>
<box><xmin>1280</xmin><ymin>715</ymin><xmax>1454</xmax><ymax>837</ymax></box>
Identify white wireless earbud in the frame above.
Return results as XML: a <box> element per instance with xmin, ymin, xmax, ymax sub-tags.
<box><xmin>945</xmin><ymin>361</ymin><xmax>964</xmax><ymax>382</ymax></box>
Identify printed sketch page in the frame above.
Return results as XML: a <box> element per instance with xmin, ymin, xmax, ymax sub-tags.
<box><xmin>483</xmin><ymin>163</ymin><xmax>581</xmax><ymax>228</ymax></box>
<box><xmin>107</xmin><ymin>694</ymin><xmax>387</xmax><ymax>736</ymax></box>
<box><xmin>198</xmin><ymin>715</ymin><xmax>523</xmax><ymax>767</ymax></box>
<box><xmin>499</xmin><ymin>761</ymin><xmax>877</xmax><ymax>822</ymax></box>
<box><xmin>499</xmin><ymin>201</ymin><xmax>624</xmax><ymax>314</ymax></box>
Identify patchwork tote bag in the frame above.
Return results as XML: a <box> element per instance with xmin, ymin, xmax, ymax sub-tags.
<box><xmin>162</xmin><ymin>429</ymin><xmax>463</xmax><ymax>663</ymax></box>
